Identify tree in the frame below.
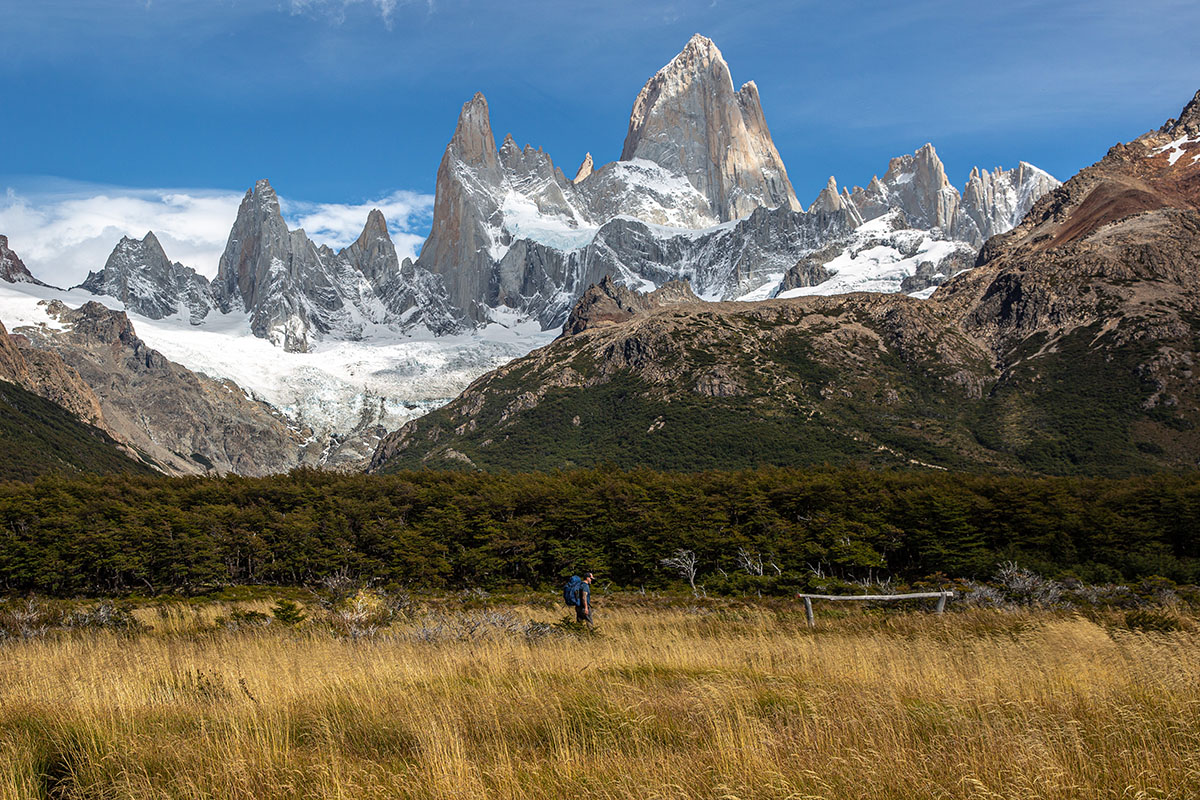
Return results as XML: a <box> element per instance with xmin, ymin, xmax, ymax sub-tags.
<box><xmin>660</xmin><ymin>549</ymin><xmax>700</xmax><ymax>596</ymax></box>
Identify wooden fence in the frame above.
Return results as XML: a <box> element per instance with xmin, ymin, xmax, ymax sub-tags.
<box><xmin>796</xmin><ymin>591</ymin><xmax>955</xmax><ymax>627</ymax></box>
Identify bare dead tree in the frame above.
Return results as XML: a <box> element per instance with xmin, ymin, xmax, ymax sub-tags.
<box><xmin>660</xmin><ymin>549</ymin><xmax>700</xmax><ymax>596</ymax></box>
<box><xmin>736</xmin><ymin>547</ymin><xmax>765</xmax><ymax>576</ymax></box>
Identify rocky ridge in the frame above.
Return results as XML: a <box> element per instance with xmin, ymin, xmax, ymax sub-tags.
<box><xmin>210</xmin><ymin>180</ymin><xmax>458</xmax><ymax>352</ymax></box>
<box><xmin>18</xmin><ymin>300</ymin><xmax>324</xmax><ymax>476</ymax></box>
<box><xmin>0</xmin><ymin>316</ymin><xmax>107</xmax><ymax>429</ymax></box>
<box><xmin>74</xmin><ymin>181</ymin><xmax>458</xmax><ymax>354</ymax></box>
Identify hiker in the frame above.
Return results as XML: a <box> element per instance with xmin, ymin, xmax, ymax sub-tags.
<box><xmin>577</xmin><ymin>572</ymin><xmax>594</xmax><ymax>625</ymax></box>
<box><xmin>564</xmin><ymin>572</ymin><xmax>595</xmax><ymax>626</ymax></box>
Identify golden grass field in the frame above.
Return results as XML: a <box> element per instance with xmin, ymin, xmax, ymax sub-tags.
<box><xmin>0</xmin><ymin>597</ymin><xmax>1197</xmax><ymax>800</ymax></box>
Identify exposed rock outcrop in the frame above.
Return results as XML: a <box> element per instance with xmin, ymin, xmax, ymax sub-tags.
<box><xmin>0</xmin><ymin>316</ymin><xmax>106</xmax><ymax>428</ymax></box>
<box><xmin>563</xmin><ymin>275</ymin><xmax>700</xmax><ymax>335</ymax></box>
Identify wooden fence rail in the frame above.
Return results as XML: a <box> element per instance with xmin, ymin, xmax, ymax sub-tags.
<box><xmin>796</xmin><ymin>591</ymin><xmax>955</xmax><ymax>628</ymax></box>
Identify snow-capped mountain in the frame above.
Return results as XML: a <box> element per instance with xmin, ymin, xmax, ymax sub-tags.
<box><xmin>417</xmin><ymin>34</ymin><xmax>1060</xmax><ymax>328</ymax></box>
<box><xmin>73</xmin><ymin>33</ymin><xmax>1060</xmax><ymax>355</ymax></box>
<box><xmin>620</xmin><ymin>34</ymin><xmax>802</xmax><ymax>220</ymax></box>
<box><xmin>417</xmin><ymin>36</ymin><xmax>864</xmax><ymax>326</ymax></box>
<box><xmin>1</xmin><ymin>33</ymin><xmax>1064</xmax><ymax>475</ymax></box>
<box><xmin>844</xmin><ymin>145</ymin><xmax>1060</xmax><ymax>248</ymax></box>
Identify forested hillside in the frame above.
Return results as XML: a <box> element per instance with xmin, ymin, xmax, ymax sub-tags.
<box><xmin>0</xmin><ymin>380</ymin><xmax>154</xmax><ymax>481</ymax></box>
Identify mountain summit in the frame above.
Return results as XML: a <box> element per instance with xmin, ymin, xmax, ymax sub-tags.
<box><xmin>621</xmin><ymin>34</ymin><xmax>801</xmax><ymax>220</ymax></box>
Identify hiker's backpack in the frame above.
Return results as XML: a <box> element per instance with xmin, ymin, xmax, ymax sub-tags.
<box><xmin>563</xmin><ymin>575</ymin><xmax>583</xmax><ymax>606</ymax></box>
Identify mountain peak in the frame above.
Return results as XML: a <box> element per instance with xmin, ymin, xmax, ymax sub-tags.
<box><xmin>573</xmin><ymin>152</ymin><xmax>594</xmax><ymax>183</ymax></box>
<box><xmin>809</xmin><ymin>176</ymin><xmax>845</xmax><ymax>213</ymax></box>
<box><xmin>363</xmin><ymin>208</ymin><xmax>388</xmax><ymax>237</ymax></box>
<box><xmin>449</xmin><ymin>92</ymin><xmax>499</xmax><ymax>170</ymax></box>
<box><xmin>621</xmin><ymin>34</ymin><xmax>800</xmax><ymax>221</ymax></box>
<box><xmin>1163</xmin><ymin>88</ymin><xmax>1200</xmax><ymax>136</ymax></box>
<box><xmin>649</xmin><ymin>34</ymin><xmax>724</xmax><ymax>80</ymax></box>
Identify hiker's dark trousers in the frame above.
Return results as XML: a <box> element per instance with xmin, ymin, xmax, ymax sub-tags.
<box><xmin>576</xmin><ymin>606</ymin><xmax>592</xmax><ymax>624</ymax></box>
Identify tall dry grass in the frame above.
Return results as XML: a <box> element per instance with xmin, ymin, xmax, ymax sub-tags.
<box><xmin>0</xmin><ymin>602</ymin><xmax>1197</xmax><ymax>799</ymax></box>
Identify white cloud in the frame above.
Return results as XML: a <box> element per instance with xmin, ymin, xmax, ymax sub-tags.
<box><xmin>0</xmin><ymin>182</ymin><xmax>434</xmax><ymax>289</ymax></box>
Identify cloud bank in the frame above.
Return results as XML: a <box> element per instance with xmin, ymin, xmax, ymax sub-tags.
<box><xmin>0</xmin><ymin>182</ymin><xmax>434</xmax><ymax>289</ymax></box>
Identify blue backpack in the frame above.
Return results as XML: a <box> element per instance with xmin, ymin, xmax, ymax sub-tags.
<box><xmin>563</xmin><ymin>575</ymin><xmax>583</xmax><ymax>606</ymax></box>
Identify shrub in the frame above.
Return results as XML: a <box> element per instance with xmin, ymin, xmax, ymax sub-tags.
<box><xmin>271</xmin><ymin>600</ymin><xmax>307</xmax><ymax>627</ymax></box>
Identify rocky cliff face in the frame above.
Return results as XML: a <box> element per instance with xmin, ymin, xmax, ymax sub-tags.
<box><xmin>620</xmin><ymin>34</ymin><xmax>801</xmax><ymax>221</ymax></box>
<box><xmin>371</xmin><ymin>90</ymin><xmax>1200</xmax><ymax>476</ymax></box>
<box><xmin>78</xmin><ymin>232</ymin><xmax>215</xmax><ymax>324</ymax></box>
<box><xmin>417</xmin><ymin>94</ymin><xmax>514</xmax><ymax>324</ymax></box>
<box><xmin>0</xmin><ymin>236</ymin><xmax>48</xmax><ymax>287</ymax></box>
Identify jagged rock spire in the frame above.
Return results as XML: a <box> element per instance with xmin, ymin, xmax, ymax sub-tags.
<box><xmin>417</xmin><ymin>93</ymin><xmax>508</xmax><ymax>323</ymax></box>
<box><xmin>621</xmin><ymin>33</ymin><xmax>801</xmax><ymax>221</ymax></box>
<box><xmin>449</xmin><ymin>92</ymin><xmax>500</xmax><ymax>176</ymax></box>
<box><xmin>1163</xmin><ymin>89</ymin><xmax>1200</xmax><ymax>137</ymax></box>
<box><xmin>342</xmin><ymin>209</ymin><xmax>398</xmax><ymax>284</ymax></box>
<box><xmin>809</xmin><ymin>177</ymin><xmax>843</xmax><ymax>213</ymax></box>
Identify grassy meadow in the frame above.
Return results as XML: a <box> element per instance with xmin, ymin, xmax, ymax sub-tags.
<box><xmin>0</xmin><ymin>596</ymin><xmax>1197</xmax><ymax>800</ymax></box>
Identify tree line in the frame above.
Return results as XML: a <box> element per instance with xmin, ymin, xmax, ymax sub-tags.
<box><xmin>0</xmin><ymin>467</ymin><xmax>1196</xmax><ymax>596</ymax></box>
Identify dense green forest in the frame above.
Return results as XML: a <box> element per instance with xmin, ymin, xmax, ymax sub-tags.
<box><xmin>0</xmin><ymin>467</ymin><xmax>1197</xmax><ymax>596</ymax></box>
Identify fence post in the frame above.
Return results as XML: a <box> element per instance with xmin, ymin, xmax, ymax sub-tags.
<box><xmin>936</xmin><ymin>593</ymin><xmax>947</xmax><ymax>615</ymax></box>
<box><xmin>804</xmin><ymin>596</ymin><xmax>814</xmax><ymax>628</ymax></box>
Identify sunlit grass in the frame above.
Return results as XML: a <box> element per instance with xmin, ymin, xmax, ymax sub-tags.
<box><xmin>0</xmin><ymin>601</ymin><xmax>1197</xmax><ymax>799</ymax></box>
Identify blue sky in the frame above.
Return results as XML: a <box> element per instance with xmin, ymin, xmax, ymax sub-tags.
<box><xmin>3</xmin><ymin>0</ymin><xmax>1199</xmax><ymax>283</ymax></box>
